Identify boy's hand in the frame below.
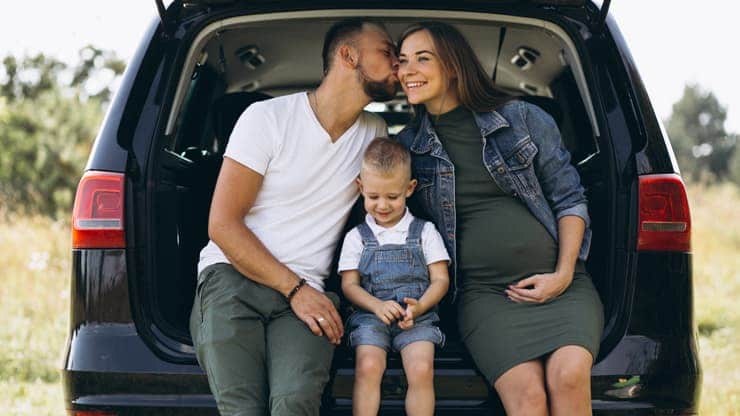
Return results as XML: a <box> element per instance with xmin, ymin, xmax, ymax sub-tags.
<box><xmin>399</xmin><ymin>297</ymin><xmax>420</xmax><ymax>330</ymax></box>
<box><xmin>373</xmin><ymin>300</ymin><xmax>405</xmax><ymax>325</ymax></box>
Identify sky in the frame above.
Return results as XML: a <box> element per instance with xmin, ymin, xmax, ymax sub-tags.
<box><xmin>1</xmin><ymin>1</ymin><xmax>738</xmax><ymax>132</ymax></box>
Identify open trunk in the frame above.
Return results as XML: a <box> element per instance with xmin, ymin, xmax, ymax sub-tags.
<box><xmin>141</xmin><ymin>8</ymin><xmax>625</xmax><ymax>383</ymax></box>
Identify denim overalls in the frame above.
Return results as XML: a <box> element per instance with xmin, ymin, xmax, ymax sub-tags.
<box><xmin>347</xmin><ymin>218</ymin><xmax>445</xmax><ymax>352</ymax></box>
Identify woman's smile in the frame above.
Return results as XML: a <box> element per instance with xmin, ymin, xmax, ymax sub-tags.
<box><xmin>405</xmin><ymin>81</ymin><xmax>427</xmax><ymax>89</ymax></box>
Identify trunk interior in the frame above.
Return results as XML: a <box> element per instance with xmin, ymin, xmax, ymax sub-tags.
<box><xmin>143</xmin><ymin>12</ymin><xmax>622</xmax><ymax>370</ymax></box>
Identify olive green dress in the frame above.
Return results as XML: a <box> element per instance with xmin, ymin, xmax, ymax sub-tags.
<box><xmin>433</xmin><ymin>106</ymin><xmax>603</xmax><ymax>385</ymax></box>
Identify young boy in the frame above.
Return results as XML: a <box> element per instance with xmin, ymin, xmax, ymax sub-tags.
<box><xmin>338</xmin><ymin>137</ymin><xmax>450</xmax><ymax>416</ymax></box>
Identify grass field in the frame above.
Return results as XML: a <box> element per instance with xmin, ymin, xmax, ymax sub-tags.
<box><xmin>0</xmin><ymin>216</ymin><xmax>68</xmax><ymax>415</ymax></box>
<box><xmin>0</xmin><ymin>183</ymin><xmax>738</xmax><ymax>415</ymax></box>
<box><xmin>689</xmin><ymin>183</ymin><xmax>740</xmax><ymax>414</ymax></box>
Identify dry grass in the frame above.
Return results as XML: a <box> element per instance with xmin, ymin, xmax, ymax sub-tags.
<box><xmin>0</xmin><ymin>183</ymin><xmax>737</xmax><ymax>414</ymax></box>
<box><xmin>0</xmin><ymin>215</ymin><xmax>69</xmax><ymax>415</ymax></box>
<box><xmin>688</xmin><ymin>183</ymin><xmax>740</xmax><ymax>415</ymax></box>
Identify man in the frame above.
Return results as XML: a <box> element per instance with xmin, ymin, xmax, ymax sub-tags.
<box><xmin>189</xmin><ymin>18</ymin><xmax>399</xmax><ymax>416</ymax></box>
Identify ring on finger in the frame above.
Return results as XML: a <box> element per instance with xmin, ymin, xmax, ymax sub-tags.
<box><xmin>317</xmin><ymin>317</ymin><xmax>326</xmax><ymax>323</ymax></box>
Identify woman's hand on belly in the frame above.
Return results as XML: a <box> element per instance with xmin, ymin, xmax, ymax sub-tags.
<box><xmin>504</xmin><ymin>271</ymin><xmax>573</xmax><ymax>304</ymax></box>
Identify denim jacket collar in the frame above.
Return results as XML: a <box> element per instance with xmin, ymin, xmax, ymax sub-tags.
<box><xmin>408</xmin><ymin>107</ymin><xmax>510</xmax><ymax>154</ymax></box>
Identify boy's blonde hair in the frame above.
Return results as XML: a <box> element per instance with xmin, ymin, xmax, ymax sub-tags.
<box><xmin>361</xmin><ymin>137</ymin><xmax>411</xmax><ymax>179</ymax></box>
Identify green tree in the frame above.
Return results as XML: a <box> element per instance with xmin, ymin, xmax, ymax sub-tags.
<box><xmin>0</xmin><ymin>90</ymin><xmax>103</xmax><ymax>217</ymax></box>
<box><xmin>70</xmin><ymin>45</ymin><xmax>127</xmax><ymax>102</ymax></box>
<box><xmin>730</xmin><ymin>134</ymin><xmax>740</xmax><ymax>185</ymax></box>
<box><xmin>0</xmin><ymin>48</ymin><xmax>125</xmax><ymax>218</ymax></box>
<box><xmin>1</xmin><ymin>46</ymin><xmax>125</xmax><ymax>103</ymax></box>
<box><xmin>666</xmin><ymin>84</ymin><xmax>736</xmax><ymax>181</ymax></box>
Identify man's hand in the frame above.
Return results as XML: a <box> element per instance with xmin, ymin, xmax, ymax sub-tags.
<box><xmin>290</xmin><ymin>285</ymin><xmax>343</xmax><ymax>345</ymax></box>
<box><xmin>505</xmin><ymin>271</ymin><xmax>573</xmax><ymax>304</ymax></box>
<box><xmin>373</xmin><ymin>300</ymin><xmax>405</xmax><ymax>325</ymax></box>
<box><xmin>398</xmin><ymin>297</ymin><xmax>421</xmax><ymax>330</ymax></box>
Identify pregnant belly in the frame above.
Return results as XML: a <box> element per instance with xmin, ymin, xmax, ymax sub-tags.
<box><xmin>456</xmin><ymin>197</ymin><xmax>558</xmax><ymax>283</ymax></box>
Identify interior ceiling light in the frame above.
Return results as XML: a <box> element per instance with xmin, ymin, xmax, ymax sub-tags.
<box><xmin>511</xmin><ymin>46</ymin><xmax>541</xmax><ymax>71</ymax></box>
<box><xmin>235</xmin><ymin>45</ymin><xmax>265</xmax><ymax>70</ymax></box>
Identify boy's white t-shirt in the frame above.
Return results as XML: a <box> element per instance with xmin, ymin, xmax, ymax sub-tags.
<box><xmin>198</xmin><ymin>92</ymin><xmax>387</xmax><ymax>291</ymax></box>
<box><xmin>338</xmin><ymin>209</ymin><xmax>450</xmax><ymax>272</ymax></box>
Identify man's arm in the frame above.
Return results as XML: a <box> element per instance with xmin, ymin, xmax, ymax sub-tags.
<box><xmin>209</xmin><ymin>157</ymin><xmax>343</xmax><ymax>344</ymax></box>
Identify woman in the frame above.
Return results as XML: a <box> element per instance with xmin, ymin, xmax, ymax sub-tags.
<box><xmin>395</xmin><ymin>22</ymin><xmax>604</xmax><ymax>415</ymax></box>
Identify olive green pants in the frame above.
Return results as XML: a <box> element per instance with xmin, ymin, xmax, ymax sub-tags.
<box><xmin>190</xmin><ymin>263</ymin><xmax>338</xmax><ymax>416</ymax></box>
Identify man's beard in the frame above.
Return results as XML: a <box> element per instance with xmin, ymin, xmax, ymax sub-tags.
<box><xmin>357</xmin><ymin>63</ymin><xmax>398</xmax><ymax>102</ymax></box>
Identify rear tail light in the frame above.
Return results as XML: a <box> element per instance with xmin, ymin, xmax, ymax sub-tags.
<box><xmin>72</xmin><ymin>171</ymin><xmax>126</xmax><ymax>249</ymax></box>
<box><xmin>637</xmin><ymin>173</ymin><xmax>691</xmax><ymax>252</ymax></box>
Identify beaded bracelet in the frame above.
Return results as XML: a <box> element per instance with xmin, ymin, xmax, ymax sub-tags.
<box><xmin>286</xmin><ymin>278</ymin><xmax>307</xmax><ymax>303</ymax></box>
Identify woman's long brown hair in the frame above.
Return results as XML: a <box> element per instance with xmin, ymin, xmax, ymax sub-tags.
<box><xmin>398</xmin><ymin>22</ymin><xmax>511</xmax><ymax>114</ymax></box>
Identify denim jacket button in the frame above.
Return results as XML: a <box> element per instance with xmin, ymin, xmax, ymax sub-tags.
<box><xmin>497</xmin><ymin>167</ymin><xmax>505</xmax><ymax>174</ymax></box>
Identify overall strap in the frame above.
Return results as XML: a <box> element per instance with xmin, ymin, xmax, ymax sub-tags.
<box><xmin>356</xmin><ymin>222</ymin><xmax>379</xmax><ymax>247</ymax></box>
<box><xmin>406</xmin><ymin>218</ymin><xmax>425</xmax><ymax>245</ymax></box>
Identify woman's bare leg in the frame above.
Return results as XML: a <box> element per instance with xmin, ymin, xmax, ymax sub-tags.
<box><xmin>493</xmin><ymin>359</ymin><xmax>549</xmax><ymax>416</ymax></box>
<box><xmin>545</xmin><ymin>345</ymin><xmax>593</xmax><ymax>416</ymax></box>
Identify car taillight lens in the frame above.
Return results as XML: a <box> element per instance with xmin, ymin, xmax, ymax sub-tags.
<box><xmin>637</xmin><ymin>173</ymin><xmax>691</xmax><ymax>252</ymax></box>
<box><xmin>72</xmin><ymin>171</ymin><xmax>125</xmax><ymax>249</ymax></box>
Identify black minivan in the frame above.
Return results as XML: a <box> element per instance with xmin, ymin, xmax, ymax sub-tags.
<box><xmin>63</xmin><ymin>1</ymin><xmax>700</xmax><ymax>414</ymax></box>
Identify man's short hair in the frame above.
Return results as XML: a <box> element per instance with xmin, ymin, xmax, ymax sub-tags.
<box><xmin>362</xmin><ymin>137</ymin><xmax>411</xmax><ymax>178</ymax></box>
<box><xmin>322</xmin><ymin>18</ymin><xmax>387</xmax><ymax>75</ymax></box>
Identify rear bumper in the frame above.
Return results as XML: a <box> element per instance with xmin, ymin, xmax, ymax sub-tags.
<box><xmin>64</xmin><ymin>323</ymin><xmax>699</xmax><ymax>414</ymax></box>
<box><xmin>64</xmin><ymin>393</ymin><xmax>697</xmax><ymax>416</ymax></box>
<box><xmin>63</xmin><ymin>368</ymin><xmax>698</xmax><ymax>416</ymax></box>
<box><xmin>327</xmin><ymin>401</ymin><xmax>698</xmax><ymax>415</ymax></box>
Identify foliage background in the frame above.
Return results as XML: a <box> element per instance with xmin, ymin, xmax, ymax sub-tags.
<box><xmin>0</xmin><ymin>50</ymin><xmax>738</xmax><ymax>414</ymax></box>
<box><xmin>0</xmin><ymin>48</ymin><xmax>124</xmax><ymax>218</ymax></box>
<box><xmin>666</xmin><ymin>84</ymin><xmax>739</xmax><ymax>183</ymax></box>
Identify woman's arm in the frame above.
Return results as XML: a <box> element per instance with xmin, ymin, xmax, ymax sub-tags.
<box><xmin>523</xmin><ymin>102</ymin><xmax>590</xmax><ymax>228</ymax></box>
<box><xmin>554</xmin><ymin>215</ymin><xmax>586</xmax><ymax>278</ymax></box>
<box><xmin>504</xmin><ymin>102</ymin><xmax>589</xmax><ymax>304</ymax></box>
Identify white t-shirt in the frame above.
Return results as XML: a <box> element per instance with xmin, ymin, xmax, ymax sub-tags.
<box><xmin>338</xmin><ymin>209</ymin><xmax>450</xmax><ymax>273</ymax></box>
<box><xmin>198</xmin><ymin>92</ymin><xmax>387</xmax><ymax>291</ymax></box>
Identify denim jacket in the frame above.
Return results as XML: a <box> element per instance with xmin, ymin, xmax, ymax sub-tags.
<box><xmin>395</xmin><ymin>100</ymin><xmax>591</xmax><ymax>298</ymax></box>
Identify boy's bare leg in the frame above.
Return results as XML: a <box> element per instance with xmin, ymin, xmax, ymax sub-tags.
<box><xmin>400</xmin><ymin>341</ymin><xmax>435</xmax><ymax>416</ymax></box>
<box><xmin>353</xmin><ymin>345</ymin><xmax>387</xmax><ymax>416</ymax></box>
